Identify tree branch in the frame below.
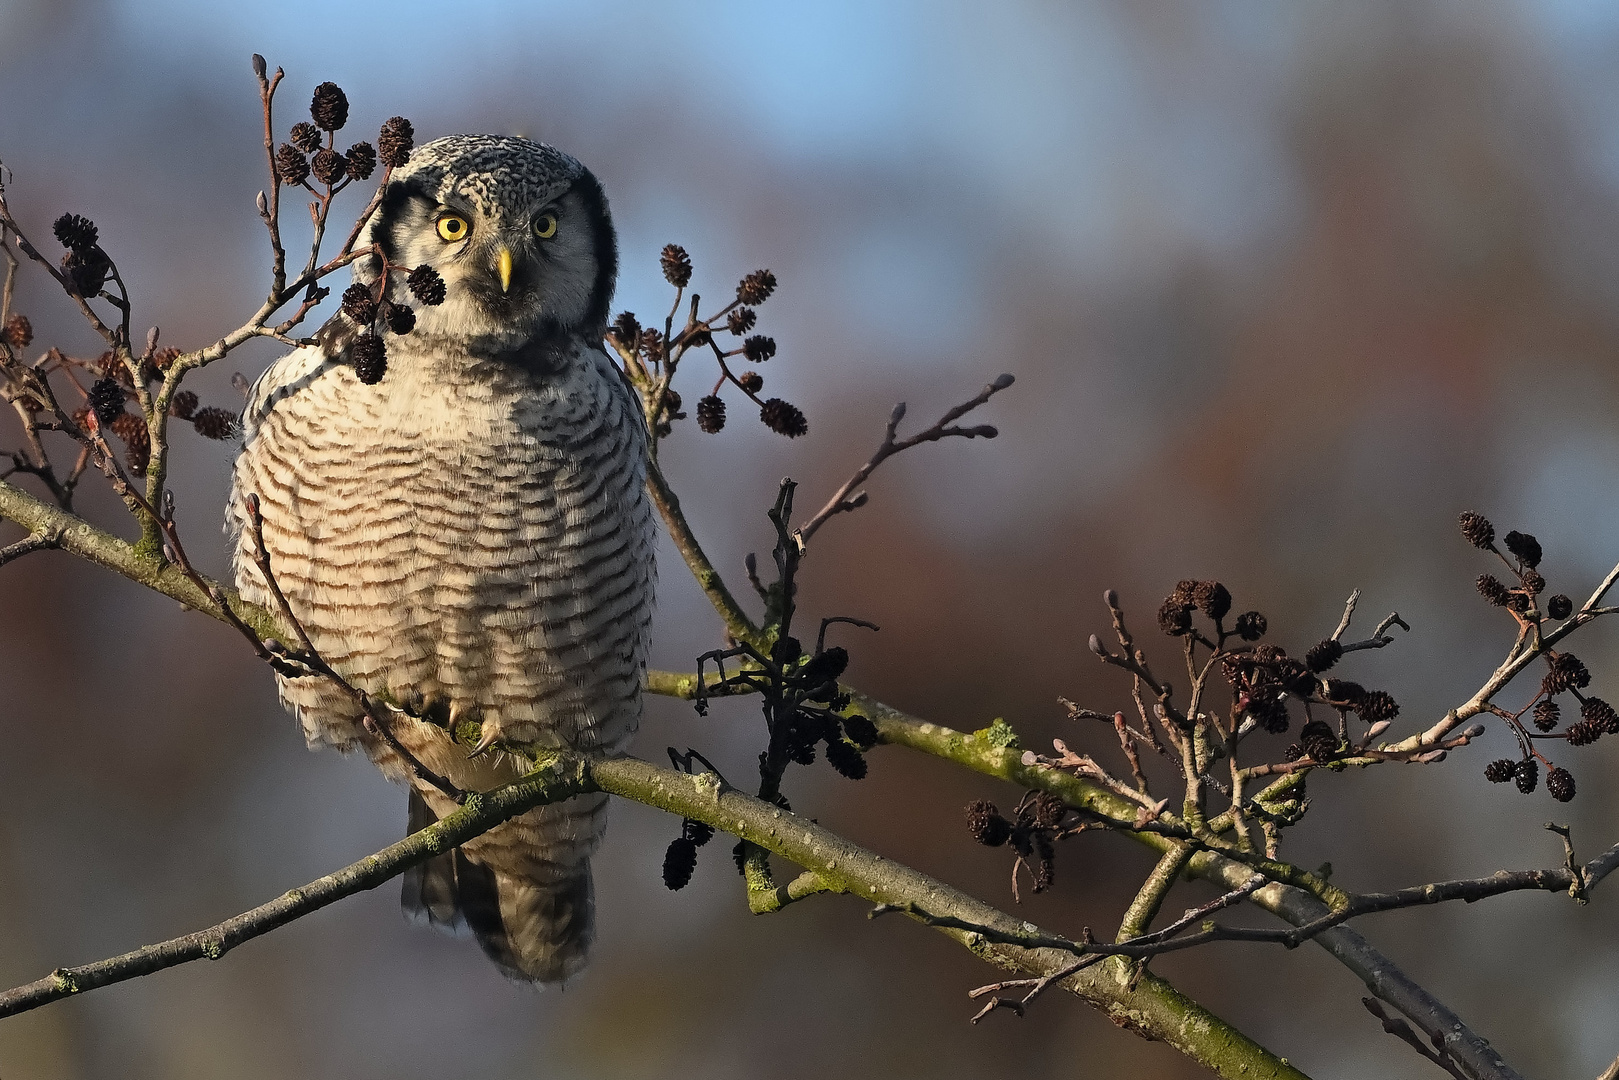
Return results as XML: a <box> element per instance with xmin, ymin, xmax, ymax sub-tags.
<box><xmin>0</xmin><ymin>750</ymin><xmax>1308</xmax><ymax>1080</ymax></box>
<box><xmin>0</xmin><ymin>751</ymin><xmax>593</xmax><ymax>1018</ymax></box>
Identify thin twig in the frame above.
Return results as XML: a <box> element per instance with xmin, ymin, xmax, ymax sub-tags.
<box><xmin>243</xmin><ymin>493</ymin><xmax>464</xmax><ymax>802</ymax></box>
<box><xmin>0</xmin><ymin>753</ymin><xmax>589</xmax><ymax>1019</ymax></box>
<box><xmin>0</xmin><ymin>527</ymin><xmax>59</xmax><ymax>567</ymax></box>
<box><xmin>794</xmin><ymin>373</ymin><xmax>1014</xmax><ymax>549</ymax></box>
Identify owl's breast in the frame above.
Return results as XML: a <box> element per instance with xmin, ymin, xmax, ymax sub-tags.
<box><xmin>230</xmin><ymin>340</ymin><xmax>654</xmax><ymax>749</ymax></box>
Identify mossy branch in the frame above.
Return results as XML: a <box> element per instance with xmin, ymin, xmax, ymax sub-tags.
<box><xmin>0</xmin><ymin>748</ymin><xmax>1306</xmax><ymax>1080</ymax></box>
<box><xmin>645</xmin><ymin>672</ymin><xmax>1526</xmax><ymax>1080</ymax></box>
<box><xmin>0</xmin><ymin>474</ymin><xmax>282</xmax><ymax>641</ymax></box>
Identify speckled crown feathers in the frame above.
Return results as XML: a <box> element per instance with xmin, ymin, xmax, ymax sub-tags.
<box><xmin>388</xmin><ymin>134</ymin><xmax>586</xmax><ymax>222</ymax></box>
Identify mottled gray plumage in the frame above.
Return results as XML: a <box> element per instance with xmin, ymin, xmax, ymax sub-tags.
<box><xmin>229</xmin><ymin>135</ymin><xmax>654</xmax><ymax>983</ymax></box>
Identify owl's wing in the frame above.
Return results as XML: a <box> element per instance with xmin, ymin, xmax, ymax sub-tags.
<box><xmin>239</xmin><ymin>308</ymin><xmax>367</xmax><ymax>440</ymax></box>
<box><xmin>240</xmin><ymin>342</ymin><xmax>335</xmax><ymax>441</ymax></box>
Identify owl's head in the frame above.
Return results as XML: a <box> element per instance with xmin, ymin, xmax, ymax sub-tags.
<box><xmin>358</xmin><ymin>134</ymin><xmax>617</xmax><ymax>353</ymax></box>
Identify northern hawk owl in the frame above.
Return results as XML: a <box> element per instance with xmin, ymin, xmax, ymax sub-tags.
<box><xmin>229</xmin><ymin>134</ymin><xmax>655</xmax><ymax>983</ymax></box>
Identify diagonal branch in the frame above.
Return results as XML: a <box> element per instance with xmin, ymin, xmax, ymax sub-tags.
<box><xmin>0</xmin><ymin>753</ymin><xmax>590</xmax><ymax>1019</ymax></box>
<box><xmin>0</xmin><ymin>749</ymin><xmax>1308</xmax><ymax>1080</ymax></box>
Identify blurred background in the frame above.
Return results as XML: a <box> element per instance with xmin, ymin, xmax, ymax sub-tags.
<box><xmin>4</xmin><ymin>1</ymin><xmax>1619</xmax><ymax>1076</ymax></box>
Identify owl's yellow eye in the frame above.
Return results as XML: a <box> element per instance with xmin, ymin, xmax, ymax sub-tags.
<box><xmin>436</xmin><ymin>214</ymin><xmax>469</xmax><ymax>242</ymax></box>
<box><xmin>534</xmin><ymin>213</ymin><xmax>558</xmax><ymax>239</ymax></box>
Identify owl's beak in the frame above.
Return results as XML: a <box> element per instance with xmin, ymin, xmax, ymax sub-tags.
<box><xmin>497</xmin><ymin>247</ymin><xmax>514</xmax><ymax>294</ymax></box>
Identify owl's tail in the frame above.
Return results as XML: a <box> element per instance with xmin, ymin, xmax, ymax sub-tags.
<box><xmin>402</xmin><ymin>789</ymin><xmax>596</xmax><ymax>984</ymax></box>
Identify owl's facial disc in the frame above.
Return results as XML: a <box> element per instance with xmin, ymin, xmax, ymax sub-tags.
<box><xmin>367</xmin><ymin>156</ymin><xmax>617</xmax><ymax>354</ymax></box>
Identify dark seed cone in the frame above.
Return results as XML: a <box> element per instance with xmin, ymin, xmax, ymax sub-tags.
<box><xmin>1030</xmin><ymin>792</ymin><xmax>1066</xmax><ymax>828</ymax></box>
<box><xmin>799</xmin><ymin>646</ymin><xmax>849</xmax><ymax>688</ymax></box>
<box><xmin>731</xmin><ymin>839</ymin><xmax>749</xmax><ymax>875</ymax></box>
<box><xmin>727</xmin><ymin>307</ymin><xmax>757</xmax><ymax>335</ymax></box>
<box><xmin>1504</xmin><ymin>530</ymin><xmax>1542</xmax><ymax>568</ymax></box>
<box><xmin>1283</xmin><ymin>744</ymin><xmax>1305</xmax><ymax>762</ymax></box>
<box><xmin>1033</xmin><ymin>859</ymin><xmax>1055</xmax><ymax>894</ymax></box>
<box><xmin>309</xmin><ymin>81</ymin><xmax>349</xmax><ymax>131</ymax></box>
<box><xmin>1548</xmin><ymin>594</ymin><xmax>1574</xmax><ymax>620</ymax></box>
<box><xmin>169</xmin><ymin>390</ymin><xmax>199</xmax><ymax>421</ymax></box>
<box><xmin>1514</xmin><ymin>758</ymin><xmax>1539</xmax><ymax>794</ymax></box>
<box><xmin>1305</xmin><ymin>639</ymin><xmax>1343</xmax><ymax>673</ymax></box>
<box><xmin>124</xmin><ymin>430</ymin><xmax>150</xmax><ymax>473</ymax></box>
<box><xmin>638</xmin><ymin>328</ymin><xmax>664</xmax><ymax>363</ymax></box>
<box><xmin>341</xmin><ymin>282</ymin><xmax>378</xmax><ymax>324</ymax></box>
<box><xmin>1521</xmin><ymin>569</ymin><xmax>1546</xmax><ymax>595</ymax></box>
<box><xmin>656</xmin><ymin>388</ymin><xmax>684</xmax><ymax>433</ymax></box>
<box><xmin>52</xmin><ymin>213</ymin><xmax>98</xmax><ymax>251</ymax></box>
<box><xmin>1234</xmin><ymin>611</ymin><xmax>1267</xmax><ymax>641</ymax></box>
<box><xmin>742</xmin><ymin>335</ymin><xmax>776</xmax><ymax>362</ymax></box>
<box><xmin>62</xmin><ymin>248</ymin><xmax>110</xmax><ymax>296</ymax></box>
<box><xmin>1250</xmin><ymin>695</ymin><xmax>1290</xmax><ymax>734</ymax></box>
<box><xmin>1543</xmin><ymin>652</ymin><xmax>1591</xmax><ymax>695</ymax></box>
<box><xmin>110</xmin><ymin>410</ymin><xmax>145</xmax><ymax>446</ymax></box>
<box><xmin>759</xmin><ymin>397</ymin><xmax>807</xmax><ymax>437</ymax></box>
<box><xmin>351</xmin><ymin>333</ymin><xmax>386</xmax><ymax>385</ymax></box>
<box><xmin>310</xmin><ymin>148</ymin><xmax>347</xmax><ymax>186</ymax></box>
<box><xmin>966</xmin><ymin>800</ymin><xmax>1012</xmax><ymax>847</ymax></box>
<box><xmin>275</xmin><ymin>144</ymin><xmax>310</xmax><ymax>186</ymax></box>
<box><xmin>1458</xmin><ymin>511</ymin><xmax>1495</xmax><ymax>549</ymax></box>
<box><xmin>1355</xmin><ymin>690</ymin><xmax>1399</xmax><ymax>723</ymax></box>
<box><xmin>1299</xmin><ymin>720</ymin><xmax>1339</xmax><ymax>763</ymax></box>
<box><xmin>695</xmin><ymin>395</ymin><xmax>726</xmax><ymax>434</ymax></box>
<box><xmin>406</xmin><ymin>264</ymin><xmax>446</xmax><ymax>306</ymax></box>
<box><xmin>611</xmin><ymin>311</ymin><xmax>641</xmax><ymax>349</ymax></box>
<box><xmin>88</xmin><ymin>378</ymin><xmax>125</xmax><ymax>426</ymax></box>
<box><xmin>1589</xmin><ymin>697</ymin><xmax>1619</xmax><ymax>735</ymax></box>
<box><xmin>1157</xmin><ymin>597</ymin><xmax>1193</xmax><ymax>637</ymax></box>
<box><xmin>3</xmin><ymin>314</ymin><xmax>32</xmax><ymax>349</ymax></box>
<box><xmin>662</xmin><ymin>836</ymin><xmax>697</xmax><ymax>890</ymax></box>
<box><xmin>824</xmin><ymin>738</ymin><xmax>867</xmax><ymax>779</ymax></box>
<box><xmin>289</xmin><ymin>121</ymin><xmax>322</xmax><ymax>153</ymax></box>
<box><xmin>738</xmin><ymin>371</ymin><xmax>763</xmax><ymax>393</ymax></box>
<box><xmin>737</xmin><ymin>269</ymin><xmax>777</xmax><ymax>305</ymax></box>
<box><xmin>1547</xmin><ymin>767</ymin><xmax>1575</xmax><ymax>803</ymax></box>
<box><xmin>1279</xmin><ymin>659</ymin><xmax>1317</xmax><ymax>699</ymax></box>
<box><xmin>1192</xmin><ymin>580</ymin><xmax>1231</xmax><ymax>621</ymax></box>
<box><xmin>1323</xmin><ymin>680</ymin><xmax>1366</xmax><ymax>706</ymax></box>
<box><xmin>385</xmin><ymin>301</ymin><xmax>416</xmax><ymax>336</ymax></box>
<box><xmin>1566</xmin><ymin>720</ymin><xmax>1601</xmax><ymax>747</ymax></box>
<box><xmin>682</xmin><ymin>819</ymin><xmax>715</xmax><ymax>846</ymax></box>
<box><xmin>1506</xmin><ymin>591</ymin><xmax>1531</xmax><ymax>614</ymax></box>
<box><xmin>1476</xmin><ymin>574</ymin><xmax>1510</xmax><ymax>606</ymax></box>
<box><xmin>191</xmin><ymin>406</ymin><xmax>238</xmax><ymax>440</ymax></box>
<box><xmin>377</xmin><ymin>116</ymin><xmax>415</xmax><ymax>167</ymax></box>
<box><xmin>1533</xmin><ymin>698</ymin><xmax>1561</xmax><ymax>732</ymax></box>
<box><xmin>344</xmin><ymin>141</ymin><xmax>377</xmax><ymax>181</ymax></box>
<box><xmin>840</xmin><ymin>713</ymin><xmax>879</xmax><ymax>750</ymax></box>
<box><xmin>1484</xmin><ymin>758</ymin><xmax>1517</xmax><ymax>783</ymax></box>
<box><xmin>659</xmin><ymin>244</ymin><xmax>692</xmax><ymax>288</ymax></box>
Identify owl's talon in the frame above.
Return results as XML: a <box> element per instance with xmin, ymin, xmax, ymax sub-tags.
<box><xmin>467</xmin><ymin>726</ymin><xmax>501</xmax><ymax>758</ymax></box>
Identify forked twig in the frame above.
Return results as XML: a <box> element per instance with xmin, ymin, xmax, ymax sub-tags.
<box><xmin>794</xmin><ymin>373</ymin><xmax>1014</xmax><ymax>549</ymax></box>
